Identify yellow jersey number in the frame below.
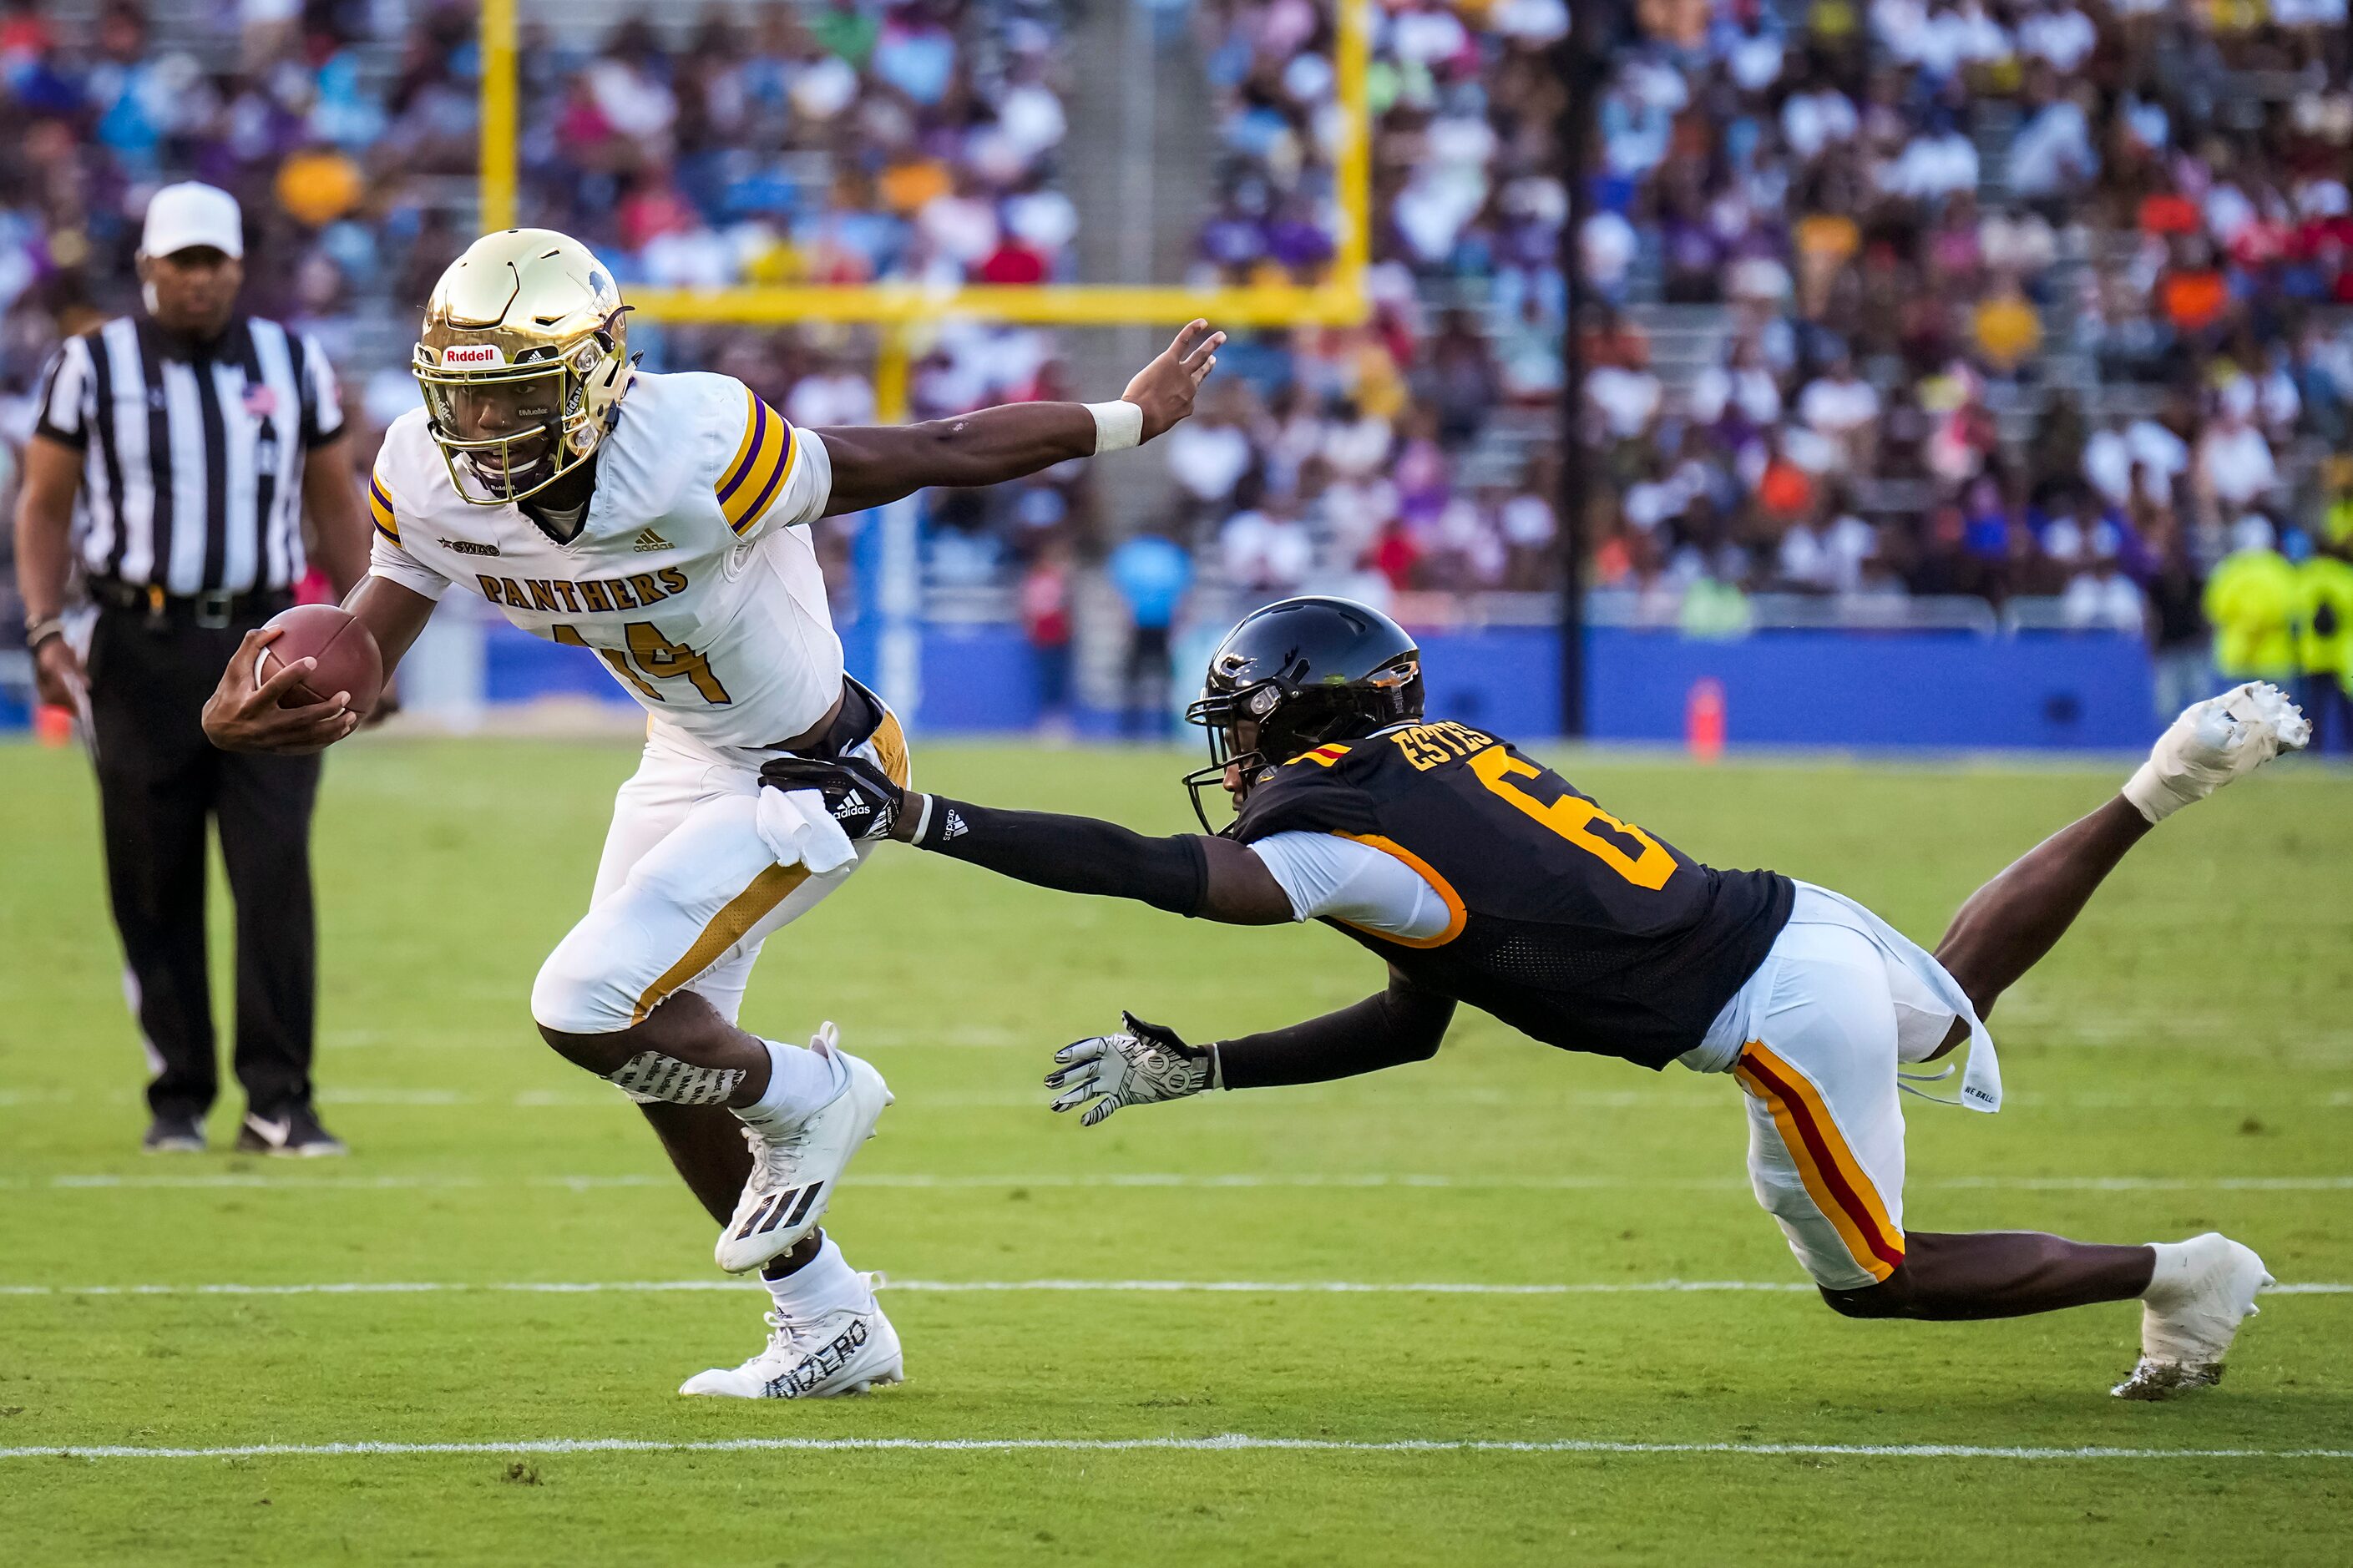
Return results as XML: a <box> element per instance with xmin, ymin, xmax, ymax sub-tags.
<box><xmin>1467</xmin><ymin>745</ymin><xmax>1676</xmax><ymax>890</ymax></box>
<box><xmin>553</xmin><ymin>622</ymin><xmax>732</xmax><ymax>706</ymax></box>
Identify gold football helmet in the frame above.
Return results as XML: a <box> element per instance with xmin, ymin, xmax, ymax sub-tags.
<box><xmin>412</xmin><ymin>229</ymin><xmax>635</xmax><ymax>505</ymax></box>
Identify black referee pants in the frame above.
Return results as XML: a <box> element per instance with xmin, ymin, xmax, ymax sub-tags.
<box><xmin>87</xmin><ymin>607</ymin><xmax>321</xmax><ymax>1122</ymax></box>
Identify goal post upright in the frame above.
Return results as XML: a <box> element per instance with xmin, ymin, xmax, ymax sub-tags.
<box><xmin>478</xmin><ymin>0</ymin><xmax>519</xmax><ymax>235</ymax></box>
<box><xmin>474</xmin><ymin>0</ymin><xmax>1374</xmax><ymax>331</ymax></box>
<box><xmin>473</xmin><ymin>0</ymin><xmax>1376</xmax><ymax>728</ymax></box>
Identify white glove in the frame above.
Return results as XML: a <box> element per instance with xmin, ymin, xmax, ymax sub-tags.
<box><xmin>1045</xmin><ymin>1012</ymin><xmax>1219</xmax><ymax>1127</ymax></box>
<box><xmin>2123</xmin><ymin>680</ymin><xmax>2310</xmax><ymax>823</ymax></box>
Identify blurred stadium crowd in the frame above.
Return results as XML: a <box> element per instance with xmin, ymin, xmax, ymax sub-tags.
<box><xmin>1568</xmin><ymin>0</ymin><xmax>2353</xmax><ymax>679</ymax></box>
<box><xmin>2</xmin><ymin>0</ymin><xmax>2351</xmax><ymax>726</ymax></box>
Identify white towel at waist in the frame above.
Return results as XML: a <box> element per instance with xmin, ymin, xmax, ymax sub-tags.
<box><xmin>753</xmin><ymin>786</ymin><xmax>859</xmax><ymax>877</ymax></box>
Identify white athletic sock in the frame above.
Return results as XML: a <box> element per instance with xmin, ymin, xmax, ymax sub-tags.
<box><xmin>762</xmin><ymin>1235</ymin><xmax>866</xmax><ymax>1318</ymax></box>
<box><xmin>734</xmin><ymin>1039</ymin><xmax>847</xmax><ymax>1133</ymax></box>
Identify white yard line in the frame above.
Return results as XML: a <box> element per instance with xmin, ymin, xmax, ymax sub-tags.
<box><xmin>2</xmin><ymin>1278</ymin><xmax>2344</xmax><ymax>1299</ymax></box>
<box><xmin>14</xmin><ymin>1171</ymin><xmax>2353</xmax><ymax>1193</ymax></box>
<box><xmin>3</xmin><ymin>1434</ymin><xmax>2348</xmax><ymax>1463</ymax></box>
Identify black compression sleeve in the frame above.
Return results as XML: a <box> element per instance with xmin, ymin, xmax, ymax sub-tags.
<box><xmin>1217</xmin><ymin>984</ymin><xmax>1456</xmax><ymax>1090</ymax></box>
<box><xmin>913</xmin><ymin>797</ymin><xmax>1209</xmax><ymax>916</ymax></box>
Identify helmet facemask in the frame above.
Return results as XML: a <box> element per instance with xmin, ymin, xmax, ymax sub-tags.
<box><xmin>413</xmin><ymin>229</ymin><xmax>635</xmax><ymax>508</ymax></box>
<box><xmin>415</xmin><ymin>322</ymin><xmax>626</xmax><ymax>506</ymax></box>
<box><xmin>1181</xmin><ymin>653</ymin><xmax>1422</xmax><ymax>832</ymax></box>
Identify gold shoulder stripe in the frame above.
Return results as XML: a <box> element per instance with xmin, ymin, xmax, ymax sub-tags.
<box><xmin>731</xmin><ymin>423</ymin><xmax>796</xmax><ymax>535</ymax></box>
<box><xmin>717</xmin><ymin>387</ymin><xmax>762</xmax><ymax>493</ymax></box>
<box><xmin>367</xmin><ymin>472</ymin><xmax>399</xmax><ymax>544</ymax></box>
<box><xmin>1290</xmin><ymin>743</ymin><xmax>1351</xmax><ymax>768</ymax></box>
<box><xmin>717</xmin><ymin>390</ymin><xmax>794</xmax><ymax>534</ymax></box>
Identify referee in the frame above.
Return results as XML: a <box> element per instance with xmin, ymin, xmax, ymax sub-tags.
<box><xmin>12</xmin><ymin>182</ymin><xmax>370</xmax><ymax>1156</ymax></box>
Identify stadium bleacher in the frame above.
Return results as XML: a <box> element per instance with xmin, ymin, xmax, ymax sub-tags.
<box><xmin>4</xmin><ymin>0</ymin><xmax>2353</xmax><ymax>742</ymax></box>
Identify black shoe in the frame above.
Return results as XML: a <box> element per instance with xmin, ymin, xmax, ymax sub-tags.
<box><xmin>235</xmin><ymin>1105</ymin><xmax>347</xmax><ymax>1157</ymax></box>
<box><xmin>142</xmin><ymin>1113</ymin><xmax>207</xmax><ymax>1154</ymax></box>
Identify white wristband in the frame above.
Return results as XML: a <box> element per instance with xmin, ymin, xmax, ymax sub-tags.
<box><xmin>908</xmin><ymin>792</ymin><xmax>935</xmax><ymax>845</ymax></box>
<box><xmin>1087</xmin><ymin>399</ymin><xmax>1144</xmax><ymax>455</ymax></box>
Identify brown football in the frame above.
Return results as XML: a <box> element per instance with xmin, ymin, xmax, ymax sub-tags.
<box><xmin>256</xmin><ymin>604</ymin><xmax>384</xmax><ymax>720</ymax></box>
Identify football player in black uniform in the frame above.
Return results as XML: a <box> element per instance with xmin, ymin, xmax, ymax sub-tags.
<box><xmin>766</xmin><ymin>596</ymin><xmax>2309</xmax><ymax>1399</ymax></box>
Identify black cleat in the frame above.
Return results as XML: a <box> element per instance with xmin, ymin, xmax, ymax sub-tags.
<box><xmin>142</xmin><ymin>1113</ymin><xmax>206</xmax><ymax>1154</ymax></box>
<box><xmin>235</xmin><ymin>1105</ymin><xmax>347</xmax><ymax>1157</ymax></box>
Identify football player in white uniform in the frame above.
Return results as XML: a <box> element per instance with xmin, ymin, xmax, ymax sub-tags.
<box><xmin>200</xmin><ymin>229</ymin><xmax>1225</xmax><ymax>1399</ymax></box>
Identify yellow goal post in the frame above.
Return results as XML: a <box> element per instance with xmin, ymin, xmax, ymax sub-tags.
<box><xmin>475</xmin><ymin>0</ymin><xmax>1374</xmax><ymax>333</ymax></box>
<box><xmin>473</xmin><ymin>0</ymin><xmax>1375</xmax><ymax>729</ymax></box>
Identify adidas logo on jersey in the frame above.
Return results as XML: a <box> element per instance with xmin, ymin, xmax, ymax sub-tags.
<box><xmin>632</xmin><ymin>528</ymin><xmax>673</xmax><ymax>553</ymax></box>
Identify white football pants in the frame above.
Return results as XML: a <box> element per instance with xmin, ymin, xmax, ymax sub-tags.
<box><xmin>530</xmin><ymin>714</ymin><xmax>910</xmax><ymax>1037</ymax></box>
<box><xmin>1713</xmin><ymin>888</ymin><xmax>1971</xmax><ymax>1292</ymax></box>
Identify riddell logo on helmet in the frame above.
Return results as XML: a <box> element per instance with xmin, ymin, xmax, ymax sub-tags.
<box><xmin>440</xmin><ymin>344</ymin><xmax>505</xmax><ymax>367</ymax></box>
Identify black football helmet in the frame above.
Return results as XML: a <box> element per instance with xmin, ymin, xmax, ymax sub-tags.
<box><xmin>1182</xmin><ymin>596</ymin><xmax>1424</xmax><ymax>831</ymax></box>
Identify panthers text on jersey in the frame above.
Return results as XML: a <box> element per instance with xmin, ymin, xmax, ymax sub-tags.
<box><xmin>366</xmin><ymin>371</ymin><xmax>841</xmax><ymax>753</ymax></box>
<box><xmin>1232</xmin><ymin>720</ymin><xmax>1795</xmax><ymax>1069</ymax></box>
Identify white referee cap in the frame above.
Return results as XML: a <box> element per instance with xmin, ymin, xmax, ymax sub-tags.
<box><xmin>140</xmin><ymin>182</ymin><xmax>244</xmax><ymax>260</ymax></box>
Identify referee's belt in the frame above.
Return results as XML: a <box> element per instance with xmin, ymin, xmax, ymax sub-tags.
<box><xmin>89</xmin><ymin>579</ymin><xmax>293</xmax><ymax>629</ymax></box>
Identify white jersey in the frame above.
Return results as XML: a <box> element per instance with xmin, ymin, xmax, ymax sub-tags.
<box><xmin>367</xmin><ymin>369</ymin><xmax>841</xmax><ymax>752</ymax></box>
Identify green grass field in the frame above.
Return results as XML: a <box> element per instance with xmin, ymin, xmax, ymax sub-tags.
<box><xmin>1</xmin><ymin>735</ymin><xmax>2349</xmax><ymax>1565</ymax></box>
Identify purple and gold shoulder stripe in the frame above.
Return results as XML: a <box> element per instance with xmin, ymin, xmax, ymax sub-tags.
<box><xmin>717</xmin><ymin>388</ymin><xmax>797</xmax><ymax>535</ymax></box>
<box><xmin>367</xmin><ymin>469</ymin><xmax>400</xmax><ymax>544</ymax></box>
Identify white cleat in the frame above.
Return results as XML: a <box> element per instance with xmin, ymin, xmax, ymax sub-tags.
<box><xmin>679</xmin><ymin>1279</ymin><xmax>903</xmax><ymax>1399</ymax></box>
<box><xmin>716</xmin><ymin>1024</ymin><xmax>892</xmax><ymax>1274</ymax></box>
<box><xmin>2112</xmin><ymin>1233</ymin><xmax>2272</xmax><ymax>1400</ymax></box>
<box><xmin>2123</xmin><ymin>681</ymin><xmax>2310</xmax><ymax>823</ymax></box>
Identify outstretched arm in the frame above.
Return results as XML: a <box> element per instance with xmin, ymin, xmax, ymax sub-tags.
<box><xmin>1216</xmin><ymin>967</ymin><xmax>1457</xmax><ymax>1088</ymax></box>
<box><xmin>758</xmin><ymin>753</ymin><xmax>1293</xmax><ymax>923</ymax></box>
<box><xmin>901</xmin><ymin>794</ymin><xmax>1296</xmax><ymax>923</ymax></box>
<box><xmin>752</xmin><ymin>758</ymin><xmax>1460</xmax><ymax>1118</ymax></box>
<box><xmin>817</xmin><ymin>321</ymin><xmax>1222</xmax><ymax>515</ymax></box>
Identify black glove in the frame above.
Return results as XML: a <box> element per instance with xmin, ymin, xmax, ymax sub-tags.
<box><xmin>760</xmin><ymin>752</ymin><xmax>905</xmax><ymax>842</ymax></box>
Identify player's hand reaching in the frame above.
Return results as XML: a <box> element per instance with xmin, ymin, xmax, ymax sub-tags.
<box><xmin>200</xmin><ymin>626</ymin><xmax>358</xmax><ymax>755</ymax></box>
<box><xmin>1046</xmin><ymin>1012</ymin><xmax>1218</xmax><ymax>1126</ymax></box>
<box><xmin>1121</xmin><ymin>321</ymin><xmax>1226</xmax><ymax>443</ymax></box>
<box><xmin>758</xmin><ymin>752</ymin><xmax>907</xmax><ymax>841</ymax></box>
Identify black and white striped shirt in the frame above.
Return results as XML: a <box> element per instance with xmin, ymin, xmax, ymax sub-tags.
<box><xmin>33</xmin><ymin>315</ymin><xmax>345</xmax><ymax>595</ymax></box>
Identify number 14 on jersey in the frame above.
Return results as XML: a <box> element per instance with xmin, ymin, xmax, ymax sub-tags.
<box><xmin>553</xmin><ymin>622</ymin><xmax>732</xmax><ymax>706</ymax></box>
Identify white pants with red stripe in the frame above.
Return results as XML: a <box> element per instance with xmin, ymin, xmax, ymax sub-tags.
<box><xmin>1693</xmin><ymin>885</ymin><xmax>1978</xmax><ymax>1292</ymax></box>
<box><xmin>529</xmin><ymin>715</ymin><xmax>908</xmax><ymax>1037</ymax></box>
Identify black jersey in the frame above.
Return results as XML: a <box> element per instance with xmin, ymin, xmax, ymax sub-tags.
<box><xmin>1231</xmin><ymin>721</ymin><xmax>1794</xmax><ymax>1070</ymax></box>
